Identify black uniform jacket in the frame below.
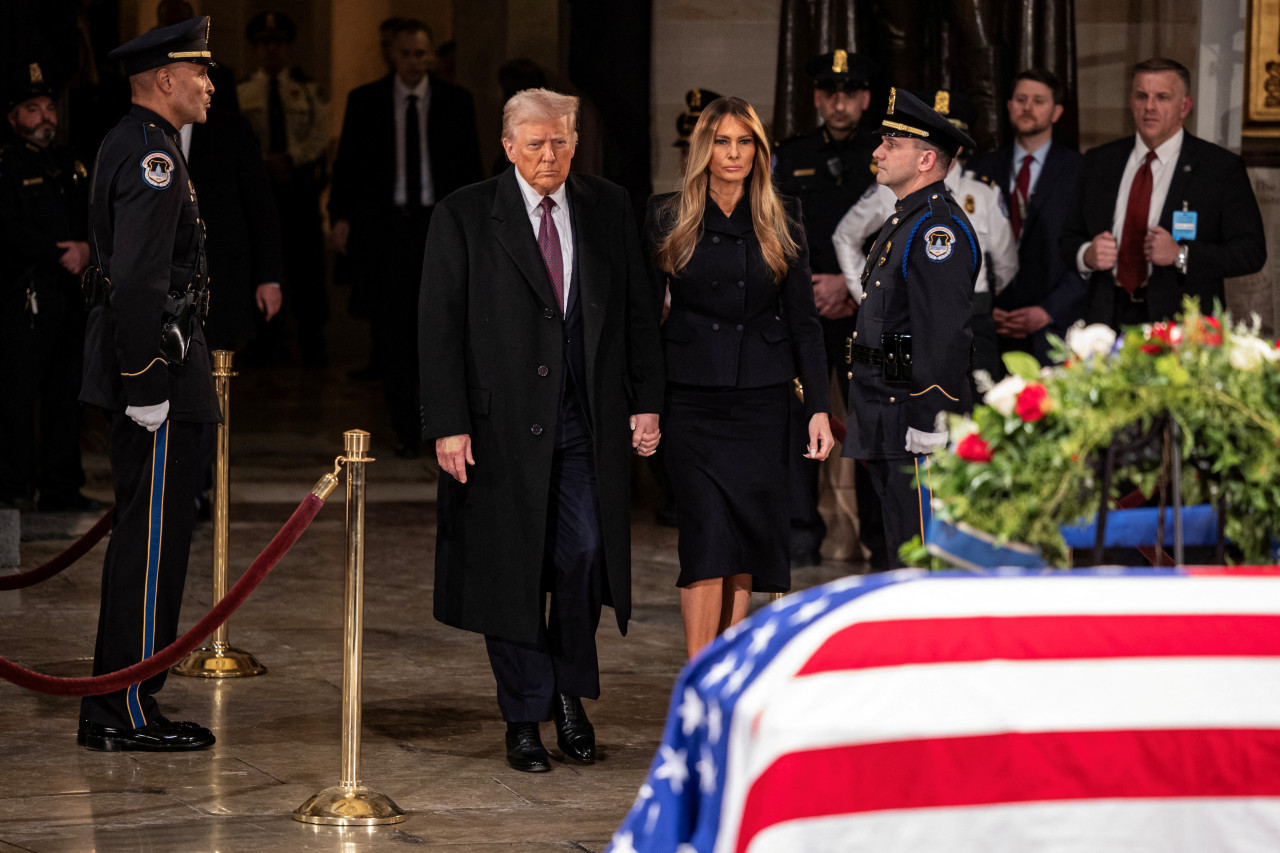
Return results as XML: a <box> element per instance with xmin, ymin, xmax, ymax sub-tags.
<box><xmin>969</xmin><ymin>141</ymin><xmax>1086</xmax><ymax>362</ymax></box>
<box><xmin>1061</xmin><ymin>132</ymin><xmax>1265</xmax><ymax>324</ymax></box>
<box><xmin>772</xmin><ymin>126</ymin><xmax>879</xmax><ymax>273</ymax></box>
<box><xmin>643</xmin><ymin>190</ymin><xmax>829</xmax><ymax>418</ymax></box>
<box><xmin>329</xmin><ymin>73</ymin><xmax>482</xmax><ymax>230</ymax></box>
<box><xmin>843</xmin><ymin>181</ymin><xmax>978</xmax><ymax>460</ymax></box>
<box><xmin>0</xmin><ymin>138</ymin><xmax>88</xmax><ymax>315</ymax></box>
<box><xmin>80</xmin><ymin>105</ymin><xmax>218</xmax><ymax>422</ymax></box>
<box><xmin>418</xmin><ymin>170</ymin><xmax>665</xmax><ymax>645</ymax></box>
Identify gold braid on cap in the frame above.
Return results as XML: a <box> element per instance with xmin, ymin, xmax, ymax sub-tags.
<box><xmin>934</xmin><ymin>91</ymin><xmax>950</xmax><ymax>115</ymax></box>
<box><xmin>833</xmin><ymin>49</ymin><xmax>848</xmax><ymax>73</ymax></box>
<box><xmin>882</xmin><ymin>120</ymin><xmax>929</xmax><ymax>137</ymax></box>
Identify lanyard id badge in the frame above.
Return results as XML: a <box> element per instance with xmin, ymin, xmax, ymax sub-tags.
<box><xmin>1172</xmin><ymin>204</ymin><xmax>1197</xmax><ymax>241</ymax></box>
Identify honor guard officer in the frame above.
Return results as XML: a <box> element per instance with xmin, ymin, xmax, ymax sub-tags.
<box><xmin>841</xmin><ymin>87</ymin><xmax>981</xmax><ymax>569</ymax></box>
<box><xmin>833</xmin><ymin>89</ymin><xmax>1016</xmax><ymax>383</ymax></box>
<box><xmin>0</xmin><ymin>63</ymin><xmax>100</xmax><ymax>513</ymax></box>
<box><xmin>77</xmin><ymin>16</ymin><xmax>220</xmax><ymax>752</ymax></box>
<box><xmin>773</xmin><ymin>49</ymin><xmax>884</xmax><ymax>569</ymax></box>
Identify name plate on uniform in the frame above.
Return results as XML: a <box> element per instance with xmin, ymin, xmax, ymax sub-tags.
<box><xmin>1172</xmin><ymin>209</ymin><xmax>1197</xmax><ymax>241</ymax></box>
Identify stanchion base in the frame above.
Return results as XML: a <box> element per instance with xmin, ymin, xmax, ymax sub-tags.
<box><xmin>171</xmin><ymin>644</ymin><xmax>267</xmax><ymax>678</ymax></box>
<box><xmin>293</xmin><ymin>784</ymin><xmax>407</xmax><ymax>826</ymax></box>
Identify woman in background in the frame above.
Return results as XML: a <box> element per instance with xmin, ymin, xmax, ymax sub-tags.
<box><xmin>644</xmin><ymin>96</ymin><xmax>833</xmax><ymax>658</ymax></box>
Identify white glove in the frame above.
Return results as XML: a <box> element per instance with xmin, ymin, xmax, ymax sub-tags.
<box><xmin>125</xmin><ymin>400</ymin><xmax>170</xmax><ymax>432</ymax></box>
<box><xmin>905</xmin><ymin>426</ymin><xmax>947</xmax><ymax>455</ymax></box>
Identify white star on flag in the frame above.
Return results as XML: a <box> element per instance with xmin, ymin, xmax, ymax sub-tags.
<box><xmin>748</xmin><ymin>619</ymin><xmax>778</xmax><ymax>655</ymax></box>
<box><xmin>789</xmin><ymin>596</ymin><xmax>830</xmax><ymax>625</ymax></box>
<box><xmin>707</xmin><ymin>701</ymin><xmax>723</xmax><ymax>744</ymax></box>
<box><xmin>654</xmin><ymin>744</ymin><xmax>690</xmax><ymax>795</ymax></box>
<box><xmin>697</xmin><ymin>744</ymin><xmax>718</xmax><ymax>794</ymax></box>
<box><xmin>700</xmin><ymin>652</ymin><xmax>738</xmax><ymax>689</ymax></box>
<box><xmin>678</xmin><ymin>687</ymin><xmax>705</xmax><ymax>736</ymax></box>
<box><xmin>610</xmin><ymin>831</ymin><xmax>638</xmax><ymax>853</ymax></box>
<box><xmin>643</xmin><ymin>801</ymin><xmax>661</xmax><ymax>835</ymax></box>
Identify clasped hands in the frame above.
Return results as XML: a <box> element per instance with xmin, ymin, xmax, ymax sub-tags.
<box><xmin>1085</xmin><ymin>225</ymin><xmax>1180</xmax><ymax>271</ymax></box>
<box><xmin>436</xmin><ymin>413</ymin><xmax>663</xmax><ymax>484</ymax></box>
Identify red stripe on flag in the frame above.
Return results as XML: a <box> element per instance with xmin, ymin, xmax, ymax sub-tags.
<box><xmin>796</xmin><ymin>614</ymin><xmax>1280</xmax><ymax>676</ymax></box>
<box><xmin>735</xmin><ymin>728</ymin><xmax>1280</xmax><ymax>853</ymax></box>
<box><xmin>1185</xmin><ymin>566</ymin><xmax>1280</xmax><ymax>576</ymax></box>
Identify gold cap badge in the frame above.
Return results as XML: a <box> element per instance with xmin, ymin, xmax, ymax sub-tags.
<box><xmin>28</xmin><ymin>63</ymin><xmax>43</xmax><ymax>84</ymax></box>
<box><xmin>690</xmin><ymin>89</ymin><xmax>702</xmax><ymax>109</ymax></box>
<box><xmin>833</xmin><ymin>49</ymin><xmax>848</xmax><ymax>74</ymax></box>
<box><xmin>934</xmin><ymin>90</ymin><xmax>950</xmax><ymax>115</ymax></box>
<box><xmin>887</xmin><ymin>87</ymin><xmax>896</xmax><ymax>115</ymax></box>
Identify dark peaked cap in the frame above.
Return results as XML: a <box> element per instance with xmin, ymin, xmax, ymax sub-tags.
<box><xmin>805</xmin><ymin>49</ymin><xmax>877</xmax><ymax>92</ymax></box>
<box><xmin>877</xmin><ymin>86</ymin><xmax>976</xmax><ymax>157</ymax></box>
<box><xmin>109</xmin><ymin>16</ymin><xmax>216</xmax><ymax>76</ymax></box>
<box><xmin>5</xmin><ymin>62</ymin><xmax>56</xmax><ymax>112</ymax></box>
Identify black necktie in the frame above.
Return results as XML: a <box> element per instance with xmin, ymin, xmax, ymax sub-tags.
<box><xmin>267</xmin><ymin>75</ymin><xmax>286</xmax><ymax>153</ymax></box>
<box><xmin>405</xmin><ymin>94</ymin><xmax>421</xmax><ymax>210</ymax></box>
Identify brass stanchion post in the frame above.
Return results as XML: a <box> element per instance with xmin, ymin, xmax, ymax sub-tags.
<box><xmin>294</xmin><ymin>430</ymin><xmax>405</xmax><ymax>826</ymax></box>
<box><xmin>174</xmin><ymin>350</ymin><xmax>266</xmax><ymax>677</ymax></box>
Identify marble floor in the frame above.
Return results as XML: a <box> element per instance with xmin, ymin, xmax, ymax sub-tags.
<box><xmin>0</xmin><ymin>324</ymin><xmax>864</xmax><ymax>852</ymax></box>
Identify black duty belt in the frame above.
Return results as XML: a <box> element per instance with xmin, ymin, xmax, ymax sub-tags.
<box><xmin>845</xmin><ymin>333</ymin><xmax>912</xmax><ymax>383</ymax></box>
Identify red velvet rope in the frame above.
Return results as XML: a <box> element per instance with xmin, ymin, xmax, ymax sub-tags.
<box><xmin>0</xmin><ymin>492</ymin><xmax>324</xmax><ymax>696</ymax></box>
<box><xmin>0</xmin><ymin>509</ymin><xmax>114</xmax><ymax>592</ymax></box>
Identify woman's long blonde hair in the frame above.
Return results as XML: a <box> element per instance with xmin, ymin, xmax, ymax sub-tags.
<box><xmin>656</xmin><ymin>96</ymin><xmax>798</xmax><ymax>282</ymax></box>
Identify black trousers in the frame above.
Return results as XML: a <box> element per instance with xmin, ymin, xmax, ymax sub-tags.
<box><xmin>80</xmin><ymin>416</ymin><xmax>202</xmax><ymax>729</ymax></box>
<box><xmin>485</xmin><ymin>400</ymin><xmax>604</xmax><ymax>723</ymax></box>
<box><xmin>365</xmin><ymin>206</ymin><xmax>432</xmax><ymax>451</ymax></box>
<box><xmin>866</xmin><ymin>455</ymin><xmax>933</xmax><ymax>571</ymax></box>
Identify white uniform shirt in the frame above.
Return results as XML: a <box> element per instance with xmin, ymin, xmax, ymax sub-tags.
<box><xmin>236</xmin><ymin>68</ymin><xmax>330</xmax><ymax>166</ymax></box>
<box><xmin>833</xmin><ymin>164</ymin><xmax>1018</xmax><ymax>300</ymax></box>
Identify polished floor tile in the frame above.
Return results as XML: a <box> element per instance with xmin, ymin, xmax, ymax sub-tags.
<box><xmin>1</xmin><ymin>343</ymin><xmax>865</xmax><ymax>851</ymax></box>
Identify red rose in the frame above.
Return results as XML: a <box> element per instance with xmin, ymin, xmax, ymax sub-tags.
<box><xmin>956</xmin><ymin>433</ymin><xmax>993</xmax><ymax>463</ymax></box>
<box><xmin>1197</xmin><ymin>316</ymin><xmax>1222</xmax><ymax>347</ymax></box>
<box><xmin>1015</xmin><ymin>382</ymin><xmax>1053</xmax><ymax>422</ymax></box>
<box><xmin>1140</xmin><ymin>343</ymin><xmax>1163</xmax><ymax>355</ymax></box>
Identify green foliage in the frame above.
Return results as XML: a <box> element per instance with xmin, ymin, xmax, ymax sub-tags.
<box><xmin>929</xmin><ymin>300</ymin><xmax>1280</xmax><ymax>567</ymax></box>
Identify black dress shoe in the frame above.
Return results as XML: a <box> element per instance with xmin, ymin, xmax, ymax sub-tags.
<box><xmin>505</xmin><ymin>722</ymin><xmax>551</xmax><ymax>772</ymax></box>
<box><xmin>78</xmin><ymin>716</ymin><xmax>215</xmax><ymax>752</ymax></box>
<box><xmin>553</xmin><ymin>694</ymin><xmax>595</xmax><ymax>764</ymax></box>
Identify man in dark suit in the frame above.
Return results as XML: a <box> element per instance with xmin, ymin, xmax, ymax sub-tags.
<box><xmin>330</xmin><ymin>18</ymin><xmax>482</xmax><ymax>456</ymax></box>
<box><xmin>1062</xmin><ymin>58</ymin><xmax>1265</xmax><ymax>330</ymax></box>
<box><xmin>419</xmin><ymin>89</ymin><xmax>663</xmax><ymax>773</ymax></box>
<box><xmin>969</xmin><ymin>69</ymin><xmax>1084</xmax><ymax>367</ymax></box>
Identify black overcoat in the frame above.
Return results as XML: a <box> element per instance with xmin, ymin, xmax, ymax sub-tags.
<box><xmin>418</xmin><ymin>169</ymin><xmax>665</xmax><ymax>645</ymax></box>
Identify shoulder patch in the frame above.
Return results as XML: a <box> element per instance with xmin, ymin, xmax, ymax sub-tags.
<box><xmin>140</xmin><ymin>150</ymin><xmax>174</xmax><ymax>189</ymax></box>
<box><xmin>859</xmin><ymin>182</ymin><xmax>878</xmax><ymax>201</ymax></box>
<box><xmin>923</xmin><ymin>225</ymin><xmax>956</xmax><ymax>262</ymax></box>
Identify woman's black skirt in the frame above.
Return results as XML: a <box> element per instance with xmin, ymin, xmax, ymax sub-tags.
<box><xmin>663</xmin><ymin>382</ymin><xmax>791</xmax><ymax>593</ymax></box>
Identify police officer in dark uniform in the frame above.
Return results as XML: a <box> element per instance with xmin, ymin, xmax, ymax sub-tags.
<box><xmin>0</xmin><ymin>63</ymin><xmax>99</xmax><ymax>513</ymax></box>
<box><xmin>76</xmin><ymin>16</ymin><xmax>221</xmax><ymax>752</ymax></box>
<box><xmin>773</xmin><ymin>49</ymin><xmax>884</xmax><ymax>569</ymax></box>
<box><xmin>841</xmin><ymin>88</ymin><xmax>980</xmax><ymax>569</ymax></box>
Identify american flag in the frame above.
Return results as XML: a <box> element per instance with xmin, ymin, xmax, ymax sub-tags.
<box><xmin>608</xmin><ymin>568</ymin><xmax>1280</xmax><ymax>852</ymax></box>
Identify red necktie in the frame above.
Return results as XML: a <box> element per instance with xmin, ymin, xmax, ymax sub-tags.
<box><xmin>538</xmin><ymin>196</ymin><xmax>564</xmax><ymax>314</ymax></box>
<box><xmin>1011</xmin><ymin>154</ymin><xmax>1032</xmax><ymax>240</ymax></box>
<box><xmin>1117</xmin><ymin>150</ymin><xmax>1157</xmax><ymax>294</ymax></box>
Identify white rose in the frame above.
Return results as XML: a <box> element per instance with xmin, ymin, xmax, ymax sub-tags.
<box><xmin>983</xmin><ymin>373</ymin><xmax>1026</xmax><ymax>417</ymax></box>
<box><xmin>1229</xmin><ymin>336</ymin><xmax>1272</xmax><ymax>371</ymax></box>
<box><xmin>1065</xmin><ymin>322</ymin><xmax>1118</xmax><ymax>360</ymax></box>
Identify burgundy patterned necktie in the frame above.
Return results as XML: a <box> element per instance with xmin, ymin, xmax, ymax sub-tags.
<box><xmin>538</xmin><ymin>196</ymin><xmax>564</xmax><ymax>314</ymax></box>
<box><xmin>1117</xmin><ymin>150</ymin><xmax>1157</xmax><ymax>294</ymax></box>
<box><xmin>1011</xmin><ymin>154</ymin><xmax>1032</xmax><ymax>241</ymax></box>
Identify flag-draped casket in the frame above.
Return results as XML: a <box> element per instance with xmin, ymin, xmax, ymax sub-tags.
<box><xmin>609</xmin><ymin>568</ymin><xmax>1280</xmax><ymax>852</ymax></box>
